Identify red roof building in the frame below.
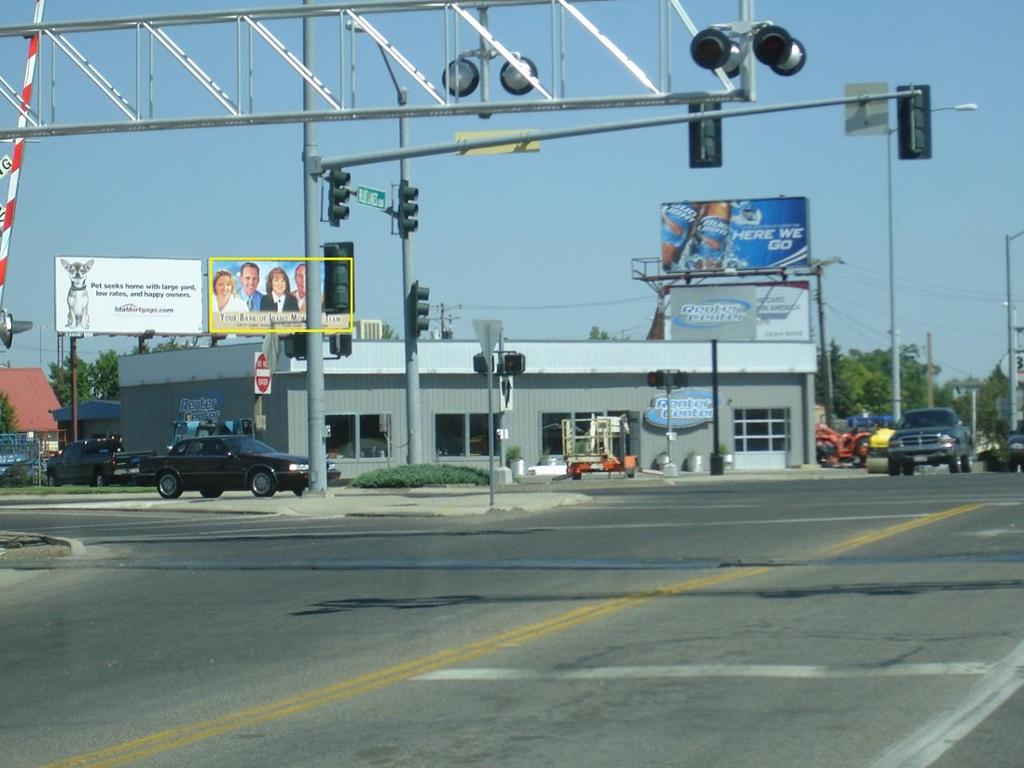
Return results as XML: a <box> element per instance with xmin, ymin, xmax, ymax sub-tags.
<box><xmin>0</xmin><ymin>367</ymin><xmax>60</xmax><ymax>433</ymax></box>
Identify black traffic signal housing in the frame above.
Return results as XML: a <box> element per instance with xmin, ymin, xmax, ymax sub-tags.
<box><xmin>897</xmin><ymin>84</ymin><xmax>932</xmax><ymax>160</ymax></box>
<box><xmin>397</xmin><ymin>180</ymin><xmax>419</xmax><ymax>237</ymax></box>
<box><xmin>283</xmin><ymin>334</ymin><xmax>308</xmax><ymax>360</ymax></box>
<box><xmin>502</xmin><ymin>352</ymin><xmax>525</xmax><ymax>375</ymax></box>
<box><xmin>322</xmin><ymin>242</ymin><xmax>354</xmax><ymax>314</ymax></box>
<box><xmin>410</xmin><ymin>281</ymin><xmax>430</xmax><ymax>337</ymax></box>
<box><xmin>473</xmin><ymin>353</ymin><xmax>493</xmax><ymax>375</ymax></box>
<box><xmin>647</xmin><ymin>370</ymin><xmax>688</xmax><ymax>388</ymax></box>
<box><xmin>327</xmin><ymin>169</ymin><xmax>351</xmax><ymax>226</ymax></box>
<box><xmin>329</xmin><ymin>334</ymin><xmax>353</xmax><ymax>358</ymax></box>
<box><xmin>689</xmin><ymin>102</ymin><xmax>722</xmax><ymax>168</ymax></box>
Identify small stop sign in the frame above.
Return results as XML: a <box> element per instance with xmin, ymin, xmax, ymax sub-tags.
<box><xmin>254</xmin><ymin>352</ymin><xmax>272</xmax><ymax>395</ymax></box>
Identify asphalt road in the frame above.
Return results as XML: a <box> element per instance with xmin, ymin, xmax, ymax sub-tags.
<box><xmin>1</xmin><ymin>473</ymin><xmax>1022</xmax><ymax>767</ymax></box>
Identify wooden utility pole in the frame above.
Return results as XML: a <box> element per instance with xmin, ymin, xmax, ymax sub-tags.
<box><xmin>812</xmin><ymin>258</ymin><xmax>843</xmax><ymax>425</ymax></box>
<box><xmin>927</xmin><ymin>332</ymin><xmax>934</xmax><ymax>407</ymax></box>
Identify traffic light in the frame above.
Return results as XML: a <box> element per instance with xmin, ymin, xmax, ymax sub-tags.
<box><xmin>328</xmin><ymin>334</ymin><xmax>353</xmax><ymax>358</ymax></box>
<box><xmin>647</xmin><ymin>370</ymin><xmax>688</xmax><ymax>387</ymax></box>
<box><xmin>502</xmin><ymin>352</ymin><xmax>526</xmax><ymax>375</ymax></box>
<box><xmin>397</xmin><ymin>179</ymin><xmax>419</xmax><ymax>237</ymax></box>
<box><xmin>282</xmin><ymin>334</ymin><xmax>308</xmax><ymax>360</ymax></box>
<box><xmin>322</xmin><ymin>242</ymin><xmax>354</xmax><ymax>314</ymax></box>
<box><xmin>473</xmin><ymin>353</ymin><xmax>493</xmax><ymax>375</ymax></box>
<box><xmin>326</xmin><ymin>168</ymin><xmax>351</xmax><ymax>226</ymax></box>
<box><xmin>897</xmin><ymin>84</ymin><xmax>932</xmax><ymax>160</ymax></box>
<box><xmin>688</xmin><ymin>102</ymin><xmax>722</xmax><ymax>168</ymax></box>
<box><xmin>410</xmin><ymin>281</ymin><xmax>430</xmax><ymax>337</ymax></box>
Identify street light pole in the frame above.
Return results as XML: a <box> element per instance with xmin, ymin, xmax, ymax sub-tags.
<box><xmin>1007</xmin><ymin>229</ymin><xmax>1024</xmax><ymax>432</ymax></box>
<box><xmin>886</xmin><ymin>102</ymin><xmax>976</xmax><ymax>423</ymax></box>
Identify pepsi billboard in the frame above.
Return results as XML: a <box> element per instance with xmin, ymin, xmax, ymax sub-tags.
<box><xmin>661</xmin><ymin>197</ymin><xmax>809</xmax><ymax>274</ymax></box>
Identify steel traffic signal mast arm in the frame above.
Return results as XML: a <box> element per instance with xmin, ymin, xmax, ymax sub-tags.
<box><xmin>319</xmin><ymin>90</ymin><xmax>920</xmax><ymax>170</ymax></box>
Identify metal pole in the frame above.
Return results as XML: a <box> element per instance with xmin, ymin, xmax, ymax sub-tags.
<box><xmin>665</xmin><ymin>379</ymin><xmax>672</xmax><ymax>465</ymax></box>
<box><xmin>399</xmin><ymin>87</ymin><xmax>422</xmax><ymax>465</ymax></box>
<box><xmin>303</xmin><ymin>0</ymin><xmax>327</xmax><ymax>493</ymax></box>
<box><xmin>70</xmin><ymin>335</ymin><xmax>78</xmax><ymax>442</ymax></box>
<box><xmin>1007</xmin><ymin>230</ymin><xmax>1024</xmax><ymax>432</ymax></box>
<box><xmin>710</xmin><ymin>339</ymin><xmax>724</xmax><ymax>475</ymax></box>
<box><xmin>815</xmin><ymin>265</ymin><xmax>834</xmax><ymax>425</ymax></box>
<box><xmin>887</xmin><ymin>128</ymin><xmax>901</xmax><ymax>422</ymax></box>
<box><xmin>486</xmin><ymin>350</ymin><xmax>495</xmax><ymax>507</ymax></box>
<box><xmin>498</xmin><ymin>330</ymin><xmax>506</xmax><ymax>468</ymax></box>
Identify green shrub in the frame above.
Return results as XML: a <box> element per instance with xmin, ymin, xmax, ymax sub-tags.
<box><xmin>351</xmin><ymin>464</ymin><xmax>489</xmax><ymax>488</ymax></box>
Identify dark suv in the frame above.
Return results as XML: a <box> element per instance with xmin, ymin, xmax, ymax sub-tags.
<box><xmin>886</xmin><ymin>408</ymin><xmax>972</xmax><ymax>476</ymax></box>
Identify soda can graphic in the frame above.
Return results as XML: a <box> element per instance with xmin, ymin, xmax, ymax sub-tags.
<box><xmin>661</xmin><ymin>203</ymin><xmax>700</xmax><ymax>271</ymax></box>
<box><xmin>692</xmin><ymin>202</ymin><xmax>732</xmax><ymax>270</ymax></box>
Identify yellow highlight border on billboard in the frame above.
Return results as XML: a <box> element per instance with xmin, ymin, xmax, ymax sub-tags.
<box><xmin>208</xmin><ymin>257</ymin><xmax>353</xmax><ymax>336</ymax></box>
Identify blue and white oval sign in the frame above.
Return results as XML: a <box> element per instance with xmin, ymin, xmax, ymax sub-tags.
<box><xmin>644</xmin><ymin>390</ymin><xmax>717</xmax><ymax>429</ymax></box>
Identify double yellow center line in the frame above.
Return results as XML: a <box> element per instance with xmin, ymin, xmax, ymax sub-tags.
<box><xmin>46</xmin><ymin>502</ymin><xmax>985</xmax><ymax>768</ymax></box>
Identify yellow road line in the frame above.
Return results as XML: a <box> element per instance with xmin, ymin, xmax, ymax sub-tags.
<box><xmin>45</xmin><ymin>567</ymin><xmax>770</xmax><ymax>768</ymax></box>
<box><xmin>821</xmin><ymin>502</ymin><xmax>984</xmax><ymax>557</ymax></box>
<box><xmin>49</xmin><ymin>500</ymin><xmax>989</xmax><ymax>767</ymax></box>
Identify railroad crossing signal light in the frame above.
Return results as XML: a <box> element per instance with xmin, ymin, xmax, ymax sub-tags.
<box><xmin>752</xmin><ymin>25</ymin><xmax>806</xmax><ymax>76</ymax></box>
<box><xmin>897</xmin><ymin>84</ymin><xmax>932</xmax><ymax>160</ymax></box>
<box><xmin>410</xmin><ymin>281</ymin><xmax>430</xmax><ymax>337</ymax></box>
<box><xmin>0</xmin><ymin>309</ymin><xmax>12</xmax><ymax>349</ymax></box>
<box><xmin>689</xmin><ymin>102</ymin><xmax>722</xmax><ymax>168</ymax></box>
<box><xmin>690</xmin><ymin>24</ymin><xmax>805</xmax><ymax>78</ymax></box>
<box><xmin>689</xmin><ymin>28</ymin><xmax>741</xmax><ymax>77</ymax></box>
<box><xmin>397</xmin><ymin>180</ymin><xmax>419</xmax><ymax>237</ymax></box>
<box><xmin>327</xmin><ymin>168</ymin><xmax>351</xmax><ymax>226</ymax></box>
<box><xmin>322</xmin><ymin>242</ymin><xmax>354</xmax><ymax>314</ymax></box>
<box><xmin>502</xmin><ymin>352</ymin><xmax>526</xmax><ymax>375</ymax></box>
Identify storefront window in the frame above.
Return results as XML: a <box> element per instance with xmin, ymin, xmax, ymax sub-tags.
<box><xmin>436</xmin><ymin>413</ymin><xmax>494</xmax><ymax>458</ymax></box>
<box><xmin>359</xmin><ymin>414</ymin><xmax>390</xmax><ymax>458</ymax></box>
<box><xmin>326</xmin><ymin>413</ymin><xmax>390</xmax><ymax>459</ymax></box>
<box><xmin>541</xmin><ymin>412</ymin><xmax>570</xmax><ymax>457</ymax></box>
<box><xmin>435</xmin><ymin>414</ymin><xmax>465</xmax><ymax>457</ymax></box>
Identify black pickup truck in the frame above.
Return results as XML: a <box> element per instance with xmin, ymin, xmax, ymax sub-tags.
<box><xmin>886</xmin><ymin>407</ymin><xmax>973</xmax><ymax>476</ymax></box>
<box><xmin>45</xmin><ymin>438</ymin><xmax>154</xmax><ymax>487</ymax></box>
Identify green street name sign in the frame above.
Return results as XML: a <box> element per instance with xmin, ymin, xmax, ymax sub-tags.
<box><xmin>356</xmin><ymin>185</ymin><xmax>387</xmax><ymax>210</ymax></box>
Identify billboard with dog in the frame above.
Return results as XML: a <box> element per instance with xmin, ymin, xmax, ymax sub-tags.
<box><xmin>54</xmin><ymin>256</ymin><xmax>204</xmax><ymax>336</ymax></box>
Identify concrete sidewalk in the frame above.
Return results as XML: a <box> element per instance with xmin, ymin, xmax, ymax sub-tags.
<box><xmin>0</xmin><ymin>465</ymin><xmax>873</xmax><ymax>529</ymax></box>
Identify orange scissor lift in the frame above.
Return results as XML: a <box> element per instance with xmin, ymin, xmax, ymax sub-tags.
<box><xmin>561</xmin><ymin>414</ymin><xmax>637</xmax><ymax>479</ymax></box>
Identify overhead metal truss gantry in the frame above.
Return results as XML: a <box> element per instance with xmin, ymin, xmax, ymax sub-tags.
<box><xmin>0</xmin><ymin>0</ymin><xmax>753</xmax><ymax>140</ymax></box>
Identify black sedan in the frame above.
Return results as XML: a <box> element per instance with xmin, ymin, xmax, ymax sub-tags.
<box><xmin>137</xmin><ymin>436</ymin><xmax>311</xmax><ymax>499</ymax></box>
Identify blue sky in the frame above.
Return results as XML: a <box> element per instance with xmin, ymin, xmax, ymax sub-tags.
<box><xmin>0</xmin><ymin>0</ymin><xmax>1020</xmax><ymax>387</ymax></box>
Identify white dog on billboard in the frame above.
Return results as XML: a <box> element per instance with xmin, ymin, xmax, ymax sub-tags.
<box><xmin>61</xmin><ymin>258</ymin><xmax>94</xmax><ymax>329</ymax></box>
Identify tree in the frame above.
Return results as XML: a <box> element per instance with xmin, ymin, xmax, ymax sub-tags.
<box><xmin>381</xmin><ymin>321</ymin><xmax>398</xmax><ymax>340</ymax></box>
<box><xmin>48</xmin><ymin>349</ymin><xmax>121</xmax><ymax>406</ymax></box>
<box><xmin>0</xmin><ymin>391</ymin><xmax>17</xmax><ymax>432</ymax></box>
<box><xmin>48</xmin><ymin>358</ymin><xmax>88</xmax><ymax>407</ymax></box>
<box><xmin>86</xmin><ymin>350</ymin><xmax>121</xmax><ymax>401</ymax></box>
<box><xmin>588</xmin><ymin>326</ymin><xmax>611</xmax><ymax>340</ymax></box>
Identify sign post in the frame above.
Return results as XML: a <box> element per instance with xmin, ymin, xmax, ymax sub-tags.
<box><xmin>254</xmin><ymin>351</ymin><xmax>272</xmax><ymax>395</ymax></box>
<box><xmin>473</xmin><ymin>319</ymin><xmax>502</xmax><ymax>508</ymax></box>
